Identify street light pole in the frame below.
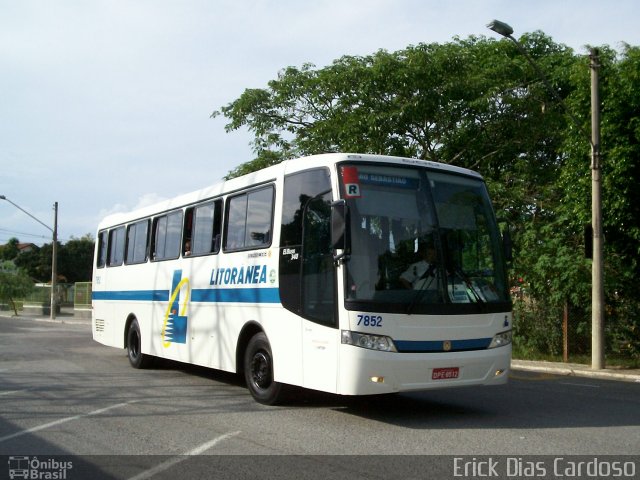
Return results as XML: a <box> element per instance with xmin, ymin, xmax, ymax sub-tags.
<box><xmin>486</xmin><ymin>20</ymin><xmax>590</xmax><ymax>140</ymax></box>
<box><xmin>590</xmin><ymin>49</ymin><xmax>604</xmax><ymax>369</ymax></box>
<box><xmin>0</xmin><ymin>195</ymin><xmax>59</xmax><ymax>321</ymax></box>
<box><xmin>51</xmin><ymin>202</ymin><xmax>59</xmax><ymax>321</ymax></box>
<box><xmin>487</xmin><ymin>20</ymin><xmax>605</xmax><ymax>369</ymax></box>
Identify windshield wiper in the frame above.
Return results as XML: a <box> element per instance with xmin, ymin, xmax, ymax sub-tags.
<box><xmin>452</xmin><ymin>268</ymin><xmax>485</xmax><ymax>304</ymax></box>
<box><xmin>406</xmin><ymin>264</ymin><xmax>438</xmax><ymax>314</ymax></box>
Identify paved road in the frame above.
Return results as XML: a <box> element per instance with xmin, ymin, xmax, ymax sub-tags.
<box><xmin>1</xmin><ymin>317</ymin><xmax>638</xmax><ymax>478</ymax></box>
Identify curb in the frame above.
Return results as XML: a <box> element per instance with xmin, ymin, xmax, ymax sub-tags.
<box><xmin>512</xmin><ymin>360</ymin><xmax>640</xmax><ymax>383</ymax></box>
<box><xmin>0</xmin><ymin>313</ymin><xmax>91</xmax><ymax>326</ymax></box>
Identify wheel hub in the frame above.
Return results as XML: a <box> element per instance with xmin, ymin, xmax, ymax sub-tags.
<box><xmin>250</xmin><ymin>351</ymin><xmax>271</xmax><ymax>389</ymax></box>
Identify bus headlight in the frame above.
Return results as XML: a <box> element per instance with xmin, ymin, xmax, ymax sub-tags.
<box><xmin>488</xmin><ymin>330</ymin><xmax>512</xmax><ymax>349</ymax></box>
<box><xmin>341</xmin><ymin>330</ymin><xmax>397</xmax><ymax>352</ymax></box>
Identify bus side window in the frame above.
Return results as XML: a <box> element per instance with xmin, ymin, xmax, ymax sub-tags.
<box><xmin>151</xmin><ymin>210</ymin><xmax>183</xmax><ymax>261</ymax></box>
<box><xmin>211</xmin><ymin>200</ymin><xmax>222</xmax><ymax>253</ymax></box>
<box><xmin>224</xmin><ymin>186</ymin><xmax>273</xmax><ymax>251</ymax></box>
<box><xmin>224</xmin><ymin>194</ymin><xmax>247</xmax><ymax>251</ymax></box>
<box><xmin>107</xmin><ymin>226</ymin><xmax>126</xmax><ymax>267</ymax></box>
<box><xmin>279</xmin><ymin>168</ymin><xmax>334</xmax><ymax>325</ymax></box>
<box><xmin>187</xmin><ymin>199</ymin><xmax>222</xmax><ymax>256</ymax></box>
<box><xmin>125</xmin><ymin>219</ymin><xmax>149</xmax><ymax>265</ymax></box>
<box><xmin>96</xmin><ymin>230</ymin><xmax>108</xmax><ymax>268</ymax></box>
<box><xmin>183</xmin><ymin>209</ymin><xmax>193</xmax><ymax>256</ymax></box>
<box><xmin>301</xmin><ymin>192</ymin><xmax>335</xmax><ymax>325</ymax></box>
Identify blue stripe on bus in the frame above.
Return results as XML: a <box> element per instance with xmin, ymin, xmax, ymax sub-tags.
<box><xmin>191</xmin><ymin>288</ymin><xmax>280</xmax><ymax>304</ymax></box>
<box><xmin>92</xmin><ymin>288</ymin><xmax>280</xmax><ymax>304</ymax></box>
<box><xmin>394</xmin><ymin>338</ymin><xmax>492</xmax><ymax>352</ymax></box>
<box><xmin>92</xmin><ymin>290</ymin><xmax>169</xmax><ymax>301</ymax></box>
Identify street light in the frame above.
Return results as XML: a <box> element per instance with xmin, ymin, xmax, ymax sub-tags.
<box><xmin>487</xmin><ymin>20</ymin><xmax>605</xmax><ymax>370</ymax></box>
<box><xmin>0</xmin><ymin>195</ymin><xmax>59</xmax><ymax>321</ymax></box>
<box><xmin>486</xmin><ymin>19</ymin><xmax>513</xmax><ymax>37</ymax></box>
<box><xmin>487</xmin><ymin>20</ymin><xmax>589</xmax><ymax>138</ymax></box>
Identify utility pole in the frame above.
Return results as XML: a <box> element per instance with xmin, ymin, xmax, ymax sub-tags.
<box><xmin>0</xmin><ymin>195</ymin><xmax>59</xmax><ymax>321</ymax></box>
<box><xmin>51</xmin><ymin>202</ymin><xmax>59</xmax><ymax>321</ymax></box>
<box><xmin>590</xmin><ymin>48</ymin><xmax>604</xmax><ymax>370</ymax></box>
<box><xmin>487</xmin><ymin>21</ymin><xmax>606</xmax><ymax>369</ymax></box>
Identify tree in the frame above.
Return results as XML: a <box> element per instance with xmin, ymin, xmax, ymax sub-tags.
<box><xmin>214</xmin><ymin>34</ymin><xmax>640</xmax><ymax>360</ymax></box>
<box><xmin>0</xmin><ymin>238</ymin><xmax>20</xmax><ymax>261</ymax></box>
<box><xmin>213</xmin><ymin>34</ymin><xmax>577</xmax><ymax>252</ymax></box>
<box><xmin>213</xmin><ymin>35</ymin><xmax>580</xmax><ymax>297</ymax></box>
<box><xmin>13</xmin><ymin>244</ymin><xmax>43</xmax><ymax>281</ymax></box>
<box><xmin>558</xmin><ymin>45</ymin><xmax>640</xmax><ymax>357</ymax></box>
<box><xmin>12</xmin><ymin>235</ymin><xmax>95</xmax><ymax>283</ymax></box>
<box><xmin>58</xmin><ymin>235</ymin><xmax>95</xmax><ymax>283</ymax></box>
<box><xmin>214</xmin><ymin>34</ymin><xmax>572</xmax><ymax>177</ymax></box>
<box><xmin>15</xmin><ymin>242</ymin><xmax>55</xmax><ymax>283</ymax></box>
<box><xmin>0</xmin><ymin>261</ymin><xmax>33</xmax><ymax>315</ymax></box>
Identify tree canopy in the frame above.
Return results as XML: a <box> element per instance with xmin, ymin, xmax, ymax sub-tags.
<box><xmin>214</xmin><ymin>34</ymin><xmax>640</xmax><ymax>359</ymax></box>
<box><xmin>3</xmin><ymin>235</ymin><xmax>95</xmax><ymax>284</ymax></box>
<box><xmin>0</xmin><ymin>261</ymin><xmax>33</xmax><ymax>315</ymax></box>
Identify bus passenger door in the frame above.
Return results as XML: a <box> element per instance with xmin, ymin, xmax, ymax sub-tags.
<box><xmin>301</xmin><ymin>194</ymin><xmax>339</xmax><ymax>392</ymax></box>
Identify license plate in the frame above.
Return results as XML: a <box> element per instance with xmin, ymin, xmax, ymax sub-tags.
<box><xmin>432</xmin><ymin>367</ymin><xmax>460</xmax><ymax>380</ymax></box>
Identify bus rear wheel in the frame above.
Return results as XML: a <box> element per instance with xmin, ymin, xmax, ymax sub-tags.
<box><xmin>244</xmin><ymin>332</ymin><xmax>283</xmax><ymax>405</ymax></box>
<box><xmin>127</xmin><ymin>318</ymin><xmax>152</xmax><ymax>369</ymax></box>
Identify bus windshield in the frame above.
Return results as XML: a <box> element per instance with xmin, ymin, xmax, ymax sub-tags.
<box><xmin>339</xmin><ymin>163</ymin><xmax>509</xmax><ymax>313</ymax></box>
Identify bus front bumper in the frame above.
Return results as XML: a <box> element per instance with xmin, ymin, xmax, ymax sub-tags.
<box><xmin>337</xmin><ymin>344</ymin><xmax>511</xmax><ymax>396</ymax></box>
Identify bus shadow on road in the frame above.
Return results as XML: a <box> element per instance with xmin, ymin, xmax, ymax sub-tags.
<box><xmin>136</xmin><ymin>358</ymin><xmax>640</xmax><ymax>432</ymax></box>
<box><xmin>329</xmin><ymin>375</ymin><xmax>640</xmax><ymax>430</ymax></box>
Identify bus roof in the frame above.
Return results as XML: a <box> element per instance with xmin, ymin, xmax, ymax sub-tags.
<box><xmin>97</xmin><ymin>153</ymin><xmax>483</xmax><ymax>230</ymax></box>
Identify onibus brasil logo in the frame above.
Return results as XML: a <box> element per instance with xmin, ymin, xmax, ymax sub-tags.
<box><xmin>8</xmin><ymin>456</ymin><xmax>72</xmax><ymax>479</ymax></box>
<box><xmin>162</xmin><ymin>270</ymin><xmax>190</xmax><ymax>347</ymax></box>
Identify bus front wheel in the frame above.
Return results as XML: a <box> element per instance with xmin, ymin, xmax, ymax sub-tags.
<box><xmin>127</xmin><ymin>318</ymin><xmax>152</xmax><ymax>369</ymax></box>
<box><xmin>244</xmin><ymin>332</ymin><xmax>283</xmax><ymax>405</ymax></box>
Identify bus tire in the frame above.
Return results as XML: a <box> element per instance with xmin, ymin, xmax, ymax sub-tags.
<box><xmin>127</xmin><ymin>318</ymin><xmax>152</xmax><ymax>369</ymax></box>
<box><xmin>244</xmin><ymin>332</ymin><xmax>283</xmax><ymax>405</ymax></box>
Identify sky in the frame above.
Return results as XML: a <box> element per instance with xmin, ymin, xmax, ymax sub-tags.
<box><xmin>1</xmin><ymin>0</ymin><xmax>639</xmax><ymax>246</ymax></box>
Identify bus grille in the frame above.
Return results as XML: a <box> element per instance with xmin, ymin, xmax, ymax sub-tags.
<box><xmin>94</xmin><ymin>318</ymin><xmax>105</xmax><ymax>333</ymax></box>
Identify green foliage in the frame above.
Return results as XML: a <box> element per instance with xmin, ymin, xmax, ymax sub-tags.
<box><xmin>0</xmin><ymin>238</ymin><xmax>20</xmax><ymax>261</ymax></box>
<box><xmin>10</xmin><ymin>234</ymin><xmax>95</xmax><ymax>283</ymax></box>
<box><xmin>214</xmin><ymin>35</ymin><xmax>640</xmax><ymax>362</ymax></box>
<box><xmin>0</xmin><ymin>261</ymin><xmax>34</xmax><ymax>315</ymax></box>
<box><xmin>58</xmin><ymin>235</ymin><xmax>95</xmax><ymax>283</ymax></box>
<box><xmin>512</xmin><ymin>298</ymin><xmax>563</xmax><ymax>357</ymax></box>
<box><xmin>558</xmin><ymin>45</ymin><xmax>640</xmax><ymax>361</ymax></box>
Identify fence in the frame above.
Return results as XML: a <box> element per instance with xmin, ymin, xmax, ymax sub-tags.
<box><xmin>14</xmin><ymin>283</ymin><xmax>92</xmax><ymax>316</ymax></box>
<box><xmin>74</xmin><ymin>282</ymin><xmax>92</xmax><ymax>318</ymax></box>
<box><xmin>22</xmin><ymin>284</ymin><xmax>64</xmax><ymax>315</ymax></box>
<box><xmin>512</xmin><ymin>295</ymin><xmax>639</xmax><ymax>366</ymax></box>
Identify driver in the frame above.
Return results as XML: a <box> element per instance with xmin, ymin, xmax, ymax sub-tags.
<box><xmin>400</xmin><ymin>243</ymin><xmax>438</xmax><ymax>290</ymax></box>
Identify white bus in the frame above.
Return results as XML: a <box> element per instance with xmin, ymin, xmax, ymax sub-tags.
<box><xmin>92</xmin><ymin>153</ymin><xmax>512</xmax><ymax>404</ymax></box>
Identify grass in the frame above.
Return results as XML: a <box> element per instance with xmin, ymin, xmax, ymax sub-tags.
<box><xmin>513</xmin><ymin>347</ymin><xmax>640</xmax><ymax>369</ymax></box>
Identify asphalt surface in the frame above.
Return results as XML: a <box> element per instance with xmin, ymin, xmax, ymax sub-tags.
<box><xmin>1</xmin><ymin>310</ymin><xmax>639</xmax><ymax>480</ymax></box>
<box><xmin>4</xmin><ymin>308</ymin><xmax>639</xmax><ymax>384</ymax></box>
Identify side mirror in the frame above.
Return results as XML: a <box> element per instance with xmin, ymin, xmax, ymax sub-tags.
<box><xmin>497</xmin><ymin>217</ymin><xmax>513</xmax><ymax>263</ymax></box>
<box><xmin>502</xmin><ymin>228</ymin><xmax>513</xmax><ymax>262</ymax></box>
<box><xmin>584</xmin><ymin>224</ymin><xmax>593</xmax><ymax>259</ymax></box>
<box><xmin>331</xmin><ymin>200</ymin><xmax>350</xmax><ymax>264</ymax></box>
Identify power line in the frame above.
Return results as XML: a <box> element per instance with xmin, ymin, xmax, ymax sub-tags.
<box><xmin>0</xmin><ymin>228</ymin><xmax>72</xmax><ymax>244</ymax></box>
<box><xmin>0</xmin><ymin>227</ymin><xmax>49</xmax><ymax>240</ymax></box>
